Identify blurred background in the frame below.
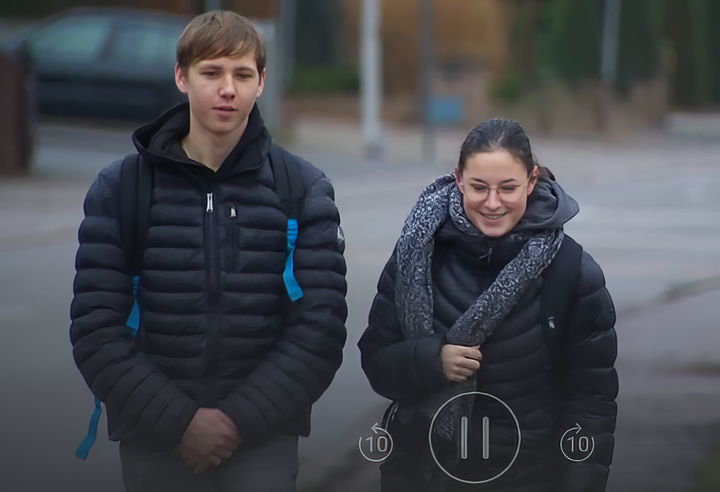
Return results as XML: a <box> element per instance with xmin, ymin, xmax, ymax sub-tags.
<box><xmin>1</xmin><ymin>1</ymin><xmax>719</xmax><ymax>491</ymax></box>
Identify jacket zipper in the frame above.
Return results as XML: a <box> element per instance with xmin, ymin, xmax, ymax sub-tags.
<box><xmin>203</xmin><ymin>191</ymin><xmax>222</xmax><ymax>394</ymax></box>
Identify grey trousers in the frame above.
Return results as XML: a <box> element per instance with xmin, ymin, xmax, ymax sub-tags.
<box><xmin>119</xmin><ymin>434</ymin><xmax>299</xmax><ymax>492</ymax></box>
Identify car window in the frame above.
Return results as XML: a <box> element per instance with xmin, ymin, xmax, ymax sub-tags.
<box><xmin>111</xmin><ymin>22</ymin><xmax>185</xmax><ymax>66</ymax></box>
<box><xmin>29</xmin><ymin>15</ymin><xmax>113</xmax><ymax>64</ymax></box>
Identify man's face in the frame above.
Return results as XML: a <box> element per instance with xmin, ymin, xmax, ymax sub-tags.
<box><xmin>175</xmin><ymin>53</ymin><xmax>265</xmax><ymax>139</ymax></box>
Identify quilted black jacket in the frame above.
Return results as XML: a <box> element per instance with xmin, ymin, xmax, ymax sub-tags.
<box><xmin>70</xmin><ymin>103</ymin><xmax>348</xmax><ymax>450</ymax></box>
<box><xmin>359</xmin><ymin>177</ymin><xmax>617</xmax><ymax>492</ymax></box>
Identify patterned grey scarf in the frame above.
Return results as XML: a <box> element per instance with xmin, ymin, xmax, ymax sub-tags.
<box><xmin>395</xmin><ymin>173</ymin><xmax>563</xmax><ymax>442</ymax></box>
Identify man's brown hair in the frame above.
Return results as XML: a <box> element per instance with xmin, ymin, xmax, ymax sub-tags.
<box><xmin>177</xmin><ymin>11</ymin><xmax>266</xmax><ymax>73</ymax></box>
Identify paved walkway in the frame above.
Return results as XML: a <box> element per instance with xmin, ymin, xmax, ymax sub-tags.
<box><xmin>1</xmin><ymin>118</ymin><xmax>720</xmax><ymax>491</ymax></box>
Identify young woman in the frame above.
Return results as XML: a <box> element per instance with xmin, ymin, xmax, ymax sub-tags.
<box><xmin>359</xmin><ymin>118</ymin><xmax>617</xmax><ymax>492</ymax></box>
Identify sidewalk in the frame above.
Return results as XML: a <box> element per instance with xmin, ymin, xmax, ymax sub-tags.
<box><xmin>2</xmin><ymin>119</ymin><xmax>720</xmax><ymax>491</ymax></box>
<box><xmin>609</xmin><ymin>288</ymin><xmax>720</xmax><ymax>492</ymax></box>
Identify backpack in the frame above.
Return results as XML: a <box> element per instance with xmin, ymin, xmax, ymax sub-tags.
<box><xmin>76</xmin><ymin>143</ymin><xmax>306</xmax><ymax>459</ymax></box>
<box><xmin>379</xmin><ymin>235</ymin><xmax>584</xmax><ymax>430</ymax></box>
<box><xmin>540</xmin><ymin>234</ymin><xmax>583</xmax><ymax>372</ymax></box>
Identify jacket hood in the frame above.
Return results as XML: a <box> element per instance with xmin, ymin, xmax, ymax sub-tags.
<box><xmin>513</xmin><ymin>171</ymin><xmax>579</xmax><ymax>234</ymax></box>
<box><xmin>131</xmin><ymin>102</ymin><xmax>271</xmax><ymax>178</ymax></box>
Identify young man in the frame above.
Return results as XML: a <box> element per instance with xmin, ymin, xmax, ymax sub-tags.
<box><xmin>70</xmin><ymin>11</ymin><xmax>347</xmax><ymax>491</ymax></box>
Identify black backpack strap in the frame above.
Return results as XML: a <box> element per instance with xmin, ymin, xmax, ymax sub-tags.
<box><xmin>268</xmin><ymin>142</ymin><xmax>305</xmax><ymax>220</ymax></box>
<box><xmin>541</xmin><ymin>235</ymin><xmax>583</xmax><ymax>371</ymax></box>
<box><xmin>119</xmin><ymin>153</ymin><xmax>152</xmax><ymax>276</ymax></box>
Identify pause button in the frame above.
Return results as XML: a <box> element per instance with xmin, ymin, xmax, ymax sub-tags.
<box><xmin>428</xmin><ymin>392</ymin><xmax>521</xmax><ymax>484</ymax></box>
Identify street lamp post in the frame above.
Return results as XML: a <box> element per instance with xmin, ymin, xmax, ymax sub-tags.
<box><xmin>598</xmin><ymin>0</ymin><xmax>622</xmax><ymax>131</ymax></box>
<box><xmin>419</xmin><ymin>0</ymin><xmax>434</xmax><ymax>164</ymax></box>
<box><xmin>360</xmin><ymin>0</ymin><xmax>384</xmax><ymax>160</ymax></box>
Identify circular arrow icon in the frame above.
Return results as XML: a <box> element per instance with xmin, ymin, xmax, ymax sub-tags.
<box><xmin>560</xmin><ymin>423</ymin><xmax>595</xmax><ymax>462</ymax></box>
<box><xmin>358</xmin><ymin>422</ymin><xmax>394</xmax><ymax>462</ymax></box>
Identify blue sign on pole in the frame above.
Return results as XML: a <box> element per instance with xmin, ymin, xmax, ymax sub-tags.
<box><xmin>429</xmin><ymin>95</ymin><xmax>464</xmax><ymax>125</ymax></box>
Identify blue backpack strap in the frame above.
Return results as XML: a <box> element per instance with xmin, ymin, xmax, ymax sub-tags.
<box><xmin>75</xmin><ymin>278</ymin><xmax>141</xmax><ymax>459</ymax></box>
<box><xmin>75</xmin><ymin>396</ymin><xmax>102</xmax><ymax>459</ymax></box>
<box><xmin>77</xmin><ymin>155</ymin><xmax>150</xmax><ymax>460</ymax></box>
<box><xmin>269</xmin><ymin>143</ymin><xmax>305</xmax><ymax>302</ymax></box>
<box><xmin>283</xmin><ymin>219</ymin><xmax>303</xmax><ymax>302</ymax></box>
<box><xmin>126</xmin><ymin>276</ymin><xmax>142</xmax><ymax>337</ymax></box>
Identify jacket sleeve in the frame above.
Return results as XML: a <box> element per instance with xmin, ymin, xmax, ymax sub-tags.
<box><xmin>216</xmin><ymin>173</ymin><xmax>348</xmax><ymax>444</ymax></box>
<box><xmin>557</xmin><ymin>252</ymin><xmax>618</xmax><ymax>492</ymax></box>
<box><xmin>70</xmin><ymin>164</ymin><xmax>199</xmax><ymax>448</ymax></box>
<box><xmin>357</xmin><ymin>249</ymin><xmax>449</xmax><ymax>402</ymax></box>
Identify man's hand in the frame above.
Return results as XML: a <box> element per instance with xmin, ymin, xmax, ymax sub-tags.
<box><xmin>440</xmin><ymin>344</ymin><xmax>482</xmax><ymax>383</ymax></box>
<box><xmin>175</xmin><ymin>442</ymin><xmax>219</xmax><ymax>474</ymax></box>
<box><xmin>180</xmin><ymin>408</ymin><xmax>242</xmax><ymax>461</ymax></box>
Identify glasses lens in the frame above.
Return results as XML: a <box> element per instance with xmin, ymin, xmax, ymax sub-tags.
<box><xmin>472</xmin><ymin>186</ymin><xmax>490</xmax><ymax>201</ymax></box>
<box><xmin>498</xmin><ymin>185</ymin><xmax>524</xmax><ymax>202</ymax></box>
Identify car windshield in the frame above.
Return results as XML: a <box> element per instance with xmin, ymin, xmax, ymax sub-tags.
<box><xmin>110</xmin><ymin>21</ymin><xmax>186</xmax><ymax>66</ymax></box>
<box><xmin>28</xmin><ymin>15</ymin><xmax>113</xmax><ymax>64</ymax></box>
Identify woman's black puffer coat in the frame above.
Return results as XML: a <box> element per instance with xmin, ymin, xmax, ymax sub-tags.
<box><xmin>70</xmin><ymin>103</ymin><xmax>348</xmax><ymax>450</ymax></box>
<box><xmin>358</xmin><ymin>177</ymin><xmax>617</xmax><ymax>492</ymax></box>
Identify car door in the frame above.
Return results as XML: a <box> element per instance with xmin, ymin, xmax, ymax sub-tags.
<box><xmin>27</xmin><ymin>14</ymin><xmax>116</xmax><ymax>117</ymax></box>
<box><xmin>103</xmin><ymin>16</ymin><xmax>188</xmax><ymax>120</ymax></box>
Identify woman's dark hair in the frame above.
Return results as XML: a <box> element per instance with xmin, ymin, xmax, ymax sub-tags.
<box><xmin>458</xmin><ymin>118</ymin><xmax>545</xmax><ymax>177</ymax></box>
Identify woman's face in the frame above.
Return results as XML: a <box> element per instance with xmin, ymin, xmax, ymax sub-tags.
<box><xmin>455</xmin><ymin>150</ymin><xmax>538</xmax><ymax>237</ymax></box>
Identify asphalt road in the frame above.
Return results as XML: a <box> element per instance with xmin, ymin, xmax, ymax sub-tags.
<box><xmin>1</xmin><ymin>120</ymin><xmax>720</xmax><ymax>491</ymax></box>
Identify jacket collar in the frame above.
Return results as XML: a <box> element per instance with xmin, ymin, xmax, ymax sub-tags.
<box><xmin>132</xmin><ymin>102</ymin><xmax>271</xmax><ymax>179</ymax></box>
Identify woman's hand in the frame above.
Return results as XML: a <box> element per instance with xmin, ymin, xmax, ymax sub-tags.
<box><xmin>440</xmin><ymin>344</ymin><xmax>482</xmax><ymax>383</ymax></box>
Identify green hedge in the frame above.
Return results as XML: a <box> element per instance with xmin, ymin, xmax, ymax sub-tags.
<box><xmin>288</xmin><ymin>65</ymin><xmax>359</xmax><ymax>94</ymax></box>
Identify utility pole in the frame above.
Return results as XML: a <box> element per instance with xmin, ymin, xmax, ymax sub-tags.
<box><xmin>419</xmin><ymin>0</ymin><xmax>434</xmax><ymax>164</ymax></box>
<box><xmin>601</xmin><ymin>0</ymin><xmax>622</xmax><ymax>86</ymax></box>
<box><xmin>360</xmin><ymin>0</ymin><xmax>384</xmax><ymax>159</ymax></box>
<box><xmin>280</xmin><ymin>0</ymin><xmax>296</xmax><ymax>88</ymax></box>
<box><xmin>598</xmin><ymin>0</ymin><xmax>621</xmax><ymax>131</ymax></box>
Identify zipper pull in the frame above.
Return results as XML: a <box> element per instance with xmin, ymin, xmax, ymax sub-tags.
<box><xmin>206</xmin><ymin>193</ymin><xmax>214</xmax><ymax>213</ymax></box>
<box><xmin>547</xmin><ymin>316</ymin><xmax>555</xmax><ymax>330</ymax></box>
<box><xmin>230</xmin><ymin>205</ymin><xmax>236</xmax><ymax>218</ymax></box>
<box><xmin>479</xmin><ymin>246</ymin><xmax>493</xmax><ymax>262</ymax></box>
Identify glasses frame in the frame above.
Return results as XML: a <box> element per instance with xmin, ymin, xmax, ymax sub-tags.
<box><xmin>469</xmin><ymin>176</ymin><xmax>533</xmax><ymax>203</ymax></box>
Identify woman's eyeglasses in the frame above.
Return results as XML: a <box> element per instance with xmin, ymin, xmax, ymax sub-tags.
<box><xmin>467</xmin><ymin>177</ymin><xmax>531</xmax><ymax>203</ymax></box>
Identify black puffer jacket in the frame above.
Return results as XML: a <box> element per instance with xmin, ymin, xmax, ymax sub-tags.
<box><xmin>70</xmin><ymin>103</ymin><xmax>348</xmax><ymax>450</ymax></box>
<box><xmin>359</xmin><ymin>176</ymin><xmax>617</xmax><ymax>492</ymax></box>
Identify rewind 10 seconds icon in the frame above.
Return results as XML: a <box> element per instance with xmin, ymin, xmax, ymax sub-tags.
<box><xmin>358</xmin><ymin>423</ymin><xmax>394</xmax><ymax>462</ymax></box>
